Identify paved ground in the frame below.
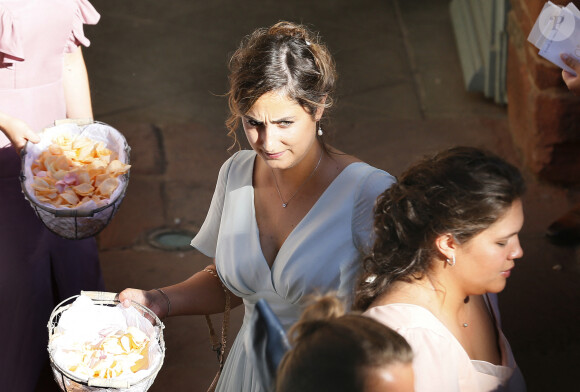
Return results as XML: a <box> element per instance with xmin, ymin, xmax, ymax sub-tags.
<box><xmin>38</xmin><ymin>0</ymin><xmax>580</xmax><ymax>391</ymax></box>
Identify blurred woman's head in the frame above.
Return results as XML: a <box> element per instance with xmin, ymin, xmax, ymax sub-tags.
<box><xmin>355</xmin><ymin>146</ymin><xmax>526</xmax><ymax>310</ymax></box>
<box><xmin>276</xmin><ymin>295</ymin><xmax>414</xmax><ymax>392</ymax></box>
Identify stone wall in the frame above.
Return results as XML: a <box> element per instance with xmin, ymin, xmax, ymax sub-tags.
<box><xmin>507</xmin><ymin>0</ymin><xmax>580</xmax><ymax>184</ymax></box>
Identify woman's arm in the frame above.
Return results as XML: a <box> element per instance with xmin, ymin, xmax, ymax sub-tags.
<box><xmin>125</xmin><ymin>155</ymin><xmax>242</xmax><ymax>318</ymax></box>
<box><xmin>63</xmin><ymin>46</ymin><xmax>93</xmax><ymax>119</ymax></box>
<box><xmin>119</xmin><ymin>264</ymin><xmax>243</xmax><ymax>319</ymax></box>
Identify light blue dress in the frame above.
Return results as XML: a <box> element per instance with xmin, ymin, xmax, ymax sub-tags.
<box><xmin>191</xmin><ymin>150</ymin><xmax>395</xmax><ymax>392</ymax></box>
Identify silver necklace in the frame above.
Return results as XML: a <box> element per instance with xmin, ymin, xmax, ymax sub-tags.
<box><xmin>271</xmin><ymin>152</ymin><xmax>323</xmax><ymax>208</ymax></box>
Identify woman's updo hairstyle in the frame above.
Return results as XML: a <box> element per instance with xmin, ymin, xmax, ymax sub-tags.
<box><xmin>226</xmin><ymin>21</ymin><xmax>337</xmax><ymax>149</ymax></box>
<box><xmin>276</xmin><ymin>294</ymin><xmax>413</xmax><ymax>392</ymax></box>
<box><xmin>354</xmin><ymin>146</ymin><xmax>526</xmax><ymax>311</ymax></box>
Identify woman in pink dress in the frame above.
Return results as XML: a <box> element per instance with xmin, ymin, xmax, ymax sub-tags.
<box><xmin>0</xmin><ymin>1</ymin><xmax>104</xmax><ymax>390</ymax></box>
<box><xmin>354</xmin><ymin>147</ymin><xmax>527</xmax><ymax>391</ymax></box>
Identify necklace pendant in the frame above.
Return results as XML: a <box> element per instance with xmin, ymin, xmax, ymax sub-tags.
<box><xmin>272</xmin><ymin>151</ymin><xmax>323</xmax><ymax>210</ymax></box>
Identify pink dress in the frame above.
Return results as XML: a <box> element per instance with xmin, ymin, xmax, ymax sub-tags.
<box><xmin>365</xmin><ymin>294</ymin><xmax>526</xmax><ymax>392</ymax></box>
<box><xmin>0</xmin><ymin>1</ymin><xmax>104</xmax><ymax>390</ymax></box>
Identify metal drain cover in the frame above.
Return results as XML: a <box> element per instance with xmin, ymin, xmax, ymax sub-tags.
<box><xmin>147</xmin><ymin>227</ymin><xmax>196</xmax><ymax>251</ymax></box>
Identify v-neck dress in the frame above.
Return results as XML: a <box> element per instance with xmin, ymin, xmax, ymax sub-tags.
<box><xmin>191</xmin><ymin>150</ymin><xmax>395</xmax><ymax>392</ymax></box>
<box><xmin>365</xmin><ymin>294</ymin><xmax>526</xmax><ymax>392</ymax></box>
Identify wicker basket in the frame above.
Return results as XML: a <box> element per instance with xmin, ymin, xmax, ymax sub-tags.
<box><xmin>20</xmin><ymin>120</ymin><xmax>131</xmax><ymax>240</ymax></box>
<box><xmin>47</xmin><ymin>291</ymin><xmax>165</xmax><ymax>392</ymax></box>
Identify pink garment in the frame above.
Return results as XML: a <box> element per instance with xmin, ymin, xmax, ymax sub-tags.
<box><xmin>0</xmin><ymin>0</ymin><xmax>98</xmax><ymax>132</ymax></box>
<box><xmin>365</xmin><ymin>294</ymin><xmax>527</xmax><ymax>392</ymax></box>
<box><xmin>0</xmin><ymin>1</ymin><xmax>104</xmax><ymax>391</ymax></box>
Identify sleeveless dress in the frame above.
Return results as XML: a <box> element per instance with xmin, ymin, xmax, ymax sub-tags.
<box><xmin>191</xmin><ymin>150</ymin><xmax>396</xmax><ymax>392</ymax></box>
<box><xmin>0</xmin><ymin>1</ymin><xmax>104</xmax><ymax>390</ymax></box>
<box><xmin>365</xmin><ymin>294</ymin><xmax>527</xmax><ymax>391</ymax></box>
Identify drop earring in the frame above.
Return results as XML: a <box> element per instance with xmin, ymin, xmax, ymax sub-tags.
<box><xmin>317</xmin><ymin>122</ymin><xmax>323</xmax><ymax>136</ymax></box>
<box><xmin>445</xmin><ymin>255</ymin><xmax>456</xmax><ymax>267</ymax></box>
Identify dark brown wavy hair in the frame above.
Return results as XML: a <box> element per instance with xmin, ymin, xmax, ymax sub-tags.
<box><xmin>276</xmin><ymin>294</ymin><xmax>413</xmax><ymax>392</ymax></box>
<box><xmin>354</xmin><ymin>146</ymin><xmax>526</xmax><ymax>311</ymax></box>
<box><xmin>226</xmin><ymin>21</ymin><xmax>336</xmax><ymax>150</ymax></box>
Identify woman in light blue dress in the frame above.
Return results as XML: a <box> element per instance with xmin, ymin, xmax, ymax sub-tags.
<box><xmin>120</xmin><ymin>21</ymin><xmax>395</xmax><ymax>392</ymax></box>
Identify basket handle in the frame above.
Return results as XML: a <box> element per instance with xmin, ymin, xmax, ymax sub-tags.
<box><xmin>54</xmin><ymin>118</ymin><xmax>94</xmax><ymax>127</ymax></box>
<box><xmin>81</xmin><ymin>291</ymin><xmax>118</xmax><ymax>301</ymax></box>
<box><xmin>88</xmin><ymin>378</ymin><xmax>131</xmax><ymax>388</ymax></box>
<box><xmin>79</xmin><ymin>291</ymin><xmax>164</xmax><ymax>331</ymax></box>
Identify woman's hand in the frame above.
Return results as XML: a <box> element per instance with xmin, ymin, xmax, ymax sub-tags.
<box><xmin>561</xmin><ymin>54</ymin><xmax>580</xmax><ymax>95</ymax></box>
<box><xmin>118</xmin><ymin>288</ymin><xmax>170</xmax><ymax>320</ymax></box>
<box><xmin>0</xmin><ymin>113</ymin><xmax>40</xmax><ymax>153</ymax></box>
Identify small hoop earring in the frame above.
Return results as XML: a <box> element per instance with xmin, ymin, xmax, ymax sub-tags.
<box><xmin>446</xmin><ymin>255</ymin><xmax>456</xmax><ymax>267</ymax></box>
<box><xmin>317</xmin><ymin>122</ymin><xmax>323</xmax><ymax>136</ymax></box>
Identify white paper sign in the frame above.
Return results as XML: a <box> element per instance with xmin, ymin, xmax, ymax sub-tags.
<box><xmin>528</xmin><ymin>2</ymin><xmax>580</xmax><ymax>76</ymax></box>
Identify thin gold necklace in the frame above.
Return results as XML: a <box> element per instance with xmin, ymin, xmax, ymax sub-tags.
<box><xmin>271</xmin><ymin>152</ymin><xmax>323</xmax><ymax>208</ymax></box>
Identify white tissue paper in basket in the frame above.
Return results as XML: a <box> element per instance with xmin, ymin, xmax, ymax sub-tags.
<box><xmin>21</xmin><ymin>122</ymin><xmax>129</xmax><ymax>239</ymax></box>
<box><xmin>49</xmin><ymin>295</ymin><xmax>163</xmax><ymax>389</ymax></box>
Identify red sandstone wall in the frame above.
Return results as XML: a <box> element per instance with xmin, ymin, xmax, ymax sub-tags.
<box><xmin>507</xmin><ymin>0</ymin><xmax>580</xmax><ymax>184</ymax></box>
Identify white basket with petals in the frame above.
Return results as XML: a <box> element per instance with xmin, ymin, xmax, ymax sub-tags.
<box><xmin>48</xmin><ymin>291</ymin><xmax>166</xmax><ymax>392</ymax></box>
<box><xmin>19</xmin><ymin>120</ymin><xmax>131</xmax><ymax>240</ymax></box>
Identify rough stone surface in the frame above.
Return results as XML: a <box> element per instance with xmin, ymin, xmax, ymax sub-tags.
<box><xmin>97</xmin><ymin>177</ymin><xmax>166</xmax><ymax>250</ymax></box>
<box><xmin>113</xmin><ymin>122</ymin><xmax>167</xmax><ymax>176</ymax></box>
<box><xmin>526</xmin><ymin>46</ymin><xmax>566</xmax><ymax>91</ymax></box>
